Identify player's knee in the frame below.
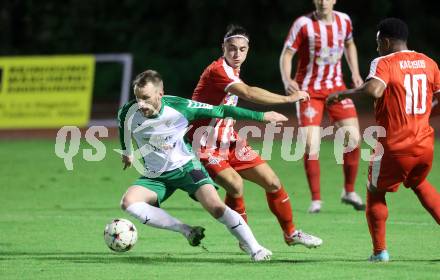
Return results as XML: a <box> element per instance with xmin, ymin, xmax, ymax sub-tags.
<box><xmin>305</xmin><ymin>141</ymin><xmax>320</xmax><ymax>156</ymax></box>
<box><xmin>208</xmin><ymin>203</ymin><xmax>226</xmax><ymax>219</ymax></box>
<box><xmin>120</xmin><ymin>196</ymin><xmax>129</xmax><ymax>210</ymax></box>
<box><xmin>262</xmin><ymin>174</ymin><xmax>282</xmax><ymax>192</ymax></box>
<box><xmin>224</xmin><ymin>174</ymin><xmax>244</xmax><ymax>196</ymax></box>
<box><xmin>120</xmin><ymin>187</ymin><xmax>140</xmax><ymax>210</ymax></box>
<box><xmin>347</xmin><ymin>131</ymin><xmax>361</xmax><ymax>149</ymax></box>
<box><xmin>366</xmin><ymin>202</ymin><xmax>388</xmax><ymax>221</ymax></box>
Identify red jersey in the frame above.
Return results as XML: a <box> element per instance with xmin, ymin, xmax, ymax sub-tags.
<box><xmin>367</xmin><ymin>50</ymin><xmax>440</xmax><ymax>155</ymax></box>
<box><xmin>284</xmin><ymin>11</ymin><xmax>353</xmax><ymax>98</ymax></box>
<box><xmin>190</xmin><ymin>57</ymin><xmax>243</xmax><ymax>147</ymax></box>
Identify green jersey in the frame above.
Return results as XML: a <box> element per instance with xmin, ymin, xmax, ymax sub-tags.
<box><xmin>118</xmin><ymin>95</ymin><xmax>264</xmax><ymax>176</ymax></box>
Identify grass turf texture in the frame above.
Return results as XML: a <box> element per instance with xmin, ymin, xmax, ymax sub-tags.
<box><xmin>1</xmin><ymin>139</ymin><xmax>439</xmax><ymax>279</ymax></box>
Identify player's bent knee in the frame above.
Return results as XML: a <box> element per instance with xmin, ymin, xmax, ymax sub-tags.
<box><xmin>217</xmin><ymin>173</ymin><xmax>244</xmax><ymax>196</ymax></box>
<box><xmin>210</xmin><ymin>204</ymin><xmax>227</xmax><ymax>219</ymax></box>
<box><xmin>120</xmin><ymin>193</ymin><xmax>136</xmax><ymax>210</ymax></box>
<box><xmin>120</xmin><ymin>185</ymin><xmax>155</xmax><ymax>210</ymax></box>
<box><xmin>262</xmin><ymin>175</ymin><xmax>282</xmax><ymax>192</ymax></box>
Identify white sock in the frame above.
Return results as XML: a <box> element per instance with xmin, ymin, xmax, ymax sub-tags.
<box><xmin>125</xmin><ymin>202</ymin><xmax>191</xmax><ymax>237</ymax></box>
<box><xmin>217</xmin><ymin>206</ymin><xmax>260</xmax><ymax>254</ymax></box>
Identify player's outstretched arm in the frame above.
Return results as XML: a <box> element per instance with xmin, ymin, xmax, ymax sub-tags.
<box><xmin>326</xmin><ymin>78</ymin><xmax>385</xmax><ymax>105</ymax></box>
<box><xmin>227</xmin><ymin>82</ymin><xmax>308</xmax><ymax>105</ymax></box>
<box><xmin>185</xmin><ymin>99</ymin><xmax>288</xmax><ymax>124</ymax></box>
<box><xmin>263</xmin><ymin>111</ymin><xmax>288</xmax><ymax>123</ymax></box>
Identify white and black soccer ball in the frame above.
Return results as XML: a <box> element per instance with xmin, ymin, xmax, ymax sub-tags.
<box><xmin>104</xmin><ymin>218</ymin><xmax>138</xmax><ymax>252</ymax></box>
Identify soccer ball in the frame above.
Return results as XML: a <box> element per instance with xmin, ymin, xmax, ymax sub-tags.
<box><xmin>104</xmin><ymin>218</ymin><xmax>138</xmax><ymax>252</ymax></box>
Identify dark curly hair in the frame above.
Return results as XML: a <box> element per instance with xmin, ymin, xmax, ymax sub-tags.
<box><xmin>377</xmin><ymin>18</ymin><xmax>409</xmax><ymax>42</ymax></box>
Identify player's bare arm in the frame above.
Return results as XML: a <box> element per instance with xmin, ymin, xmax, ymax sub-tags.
<box><xmin>431</xmin><ymin>92</ymin><xmax>440</xmax><ymax>117</ymax></box>
<box><xmin>326</xmin><ymin>78</ymin><xmax>386</xmax><ymax>105</ymax></box>
<box><xmin>263</xmin><ymin>111</ymin><xmax>289</xmax><ymax>124</ymax></box>
<box><xmin>280</xmin><ymin>47</ymin><xmax>300</xmax><ymax>95</ymax></box>
<box><xmin>227</xmin><ymin>82</ymin><xmax>309</xmax><ymax>105</ymax></box>
<box><xmin>344</xmin><ymin>39</ymin><xmax>364</xmax><ymax>88</ymax></box>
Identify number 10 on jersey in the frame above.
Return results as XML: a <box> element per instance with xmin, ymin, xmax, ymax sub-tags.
<box><xmin>404</xmin><ymin>74</ymin><xmax>427</xmax><ymax>115</ymax></box>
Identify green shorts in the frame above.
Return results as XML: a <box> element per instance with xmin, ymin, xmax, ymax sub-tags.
<box><xmin>132</xmin><ymin>160</ymin><xmax>216</xmax><ymax>206</ymax></box>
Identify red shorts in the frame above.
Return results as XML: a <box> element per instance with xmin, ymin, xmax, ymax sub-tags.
<box><xmin>198</xmin><ymin>141</ymin><xmax>265</xmax><ymax>178</ymax></box>
<box><xmin>296</xmin><ymin>97</ymin><xmax>357</xmax><ymax>126</ymax></box>
<box><xmin>368</xmin><ymin>149</ymin><xmax>434</xmax><ymax>192</ymax></box>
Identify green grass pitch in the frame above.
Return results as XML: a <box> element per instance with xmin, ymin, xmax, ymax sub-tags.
<box><xmin>1</xmin><ymin>139</ymin><xmax>439</xmax><ymax>279</ymax></box>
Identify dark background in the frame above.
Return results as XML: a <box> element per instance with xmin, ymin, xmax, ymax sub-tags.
<box><xmin>1</xmin><ymin>0</ymin><xmax>439</xmax><ymax>108</ymax></box>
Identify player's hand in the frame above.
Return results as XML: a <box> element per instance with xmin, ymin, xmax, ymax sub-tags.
<box><xmin>263</xmin><ymin>111</ymin><xmax>288</xmax><ymax>125</ymax></box>
<box><xmin>431</xmin><ymin>95</ymin><xmax>440</xmax><ymax>117</ymax></box>
<box><xmin>326</xmin><ymin>92</ymin><xmax>343</xmax><ymax>106</ymax></box>
<box><xmin>284</xmin><ymin>79</ymin><xmax>300</xmax><ymax>95</ymax></box>
<box><xmin>352</xmin><ymin>73</ymin><xmax>364</xmax><ymax>88</ymax></box>
<box><xmin>287</xmin><ymin>90</ymin><xmax>310</xmax><ymax>103</ymax></box>
<box><xmin>122</xmin><ymin>154</ymin><xmax>133</xmax><ymax>170</ymax></box>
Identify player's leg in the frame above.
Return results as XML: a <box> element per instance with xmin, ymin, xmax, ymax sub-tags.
<box><xmin>365</xmin><ymin>152</ymin><xmax>403</xmax><ymax>262</ymax></box>
<box><xmin>238</xmin><ymin>163</ymin><xmax>322</xmax><ymax>248</ymax></box>
<box><xmin>296</xmin><ymin>99</ymin><xmax>325</xmax><ymax>213</ymax></box>
<box><xmin>406</xmin><ymin>151</ymin><xmax>440</xmax><ymax>224</ymax></box>
<box><xmin>366</xmin><ymin>189</ymin><xmax>389</xmax><ymax>261</ymax></box>
<box><xmin>213</xmin><ymin>167</ymin><xmax>247</xmax><ymax>222</ymax></box>
<box><xmin>238</xmin><ymin>163</ymin><xmax>293</xmax><ymax>235</ymax></box>
<box><xmin>200</xmin><ymin>151</ymin><xmax>249</xmax><ymax>223</ymax></box>
<box><xmin>120</xmin><ymin>182</ymin><xmax>201</xmax><ymax>246</ymax></box>
<box><xmin>412</xmin><ymin>180</ymin><xmax>440</xmax><ymax>224</ymax></box>
<box><xmin>194</xmin><ymin>184</ymin><xmax>271</xmax><ymax>261</ymax></box>
<box><xmin>330</xmin><ymin>98</ymin><xmax>364</xmax><ymax>210</ymax></box>
<box><xmin>303</xmin><ymin>125</ymin><xmax>323</xmax><ymax>212</ymax></box>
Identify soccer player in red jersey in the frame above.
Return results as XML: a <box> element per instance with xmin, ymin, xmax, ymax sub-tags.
<box><xmin>327</xmin><ymin>18</ymin><xmax>440</xmax><ymax>262</ymax></box>
<box><xmin>280</xmin><ymin>0</ymin><xmax>365</xmax><ymax>213</ymax></box>
<box><xmin>189</xmin><ymin>24</ymin><xmax>322</xmax><ymax>250</ymax></box>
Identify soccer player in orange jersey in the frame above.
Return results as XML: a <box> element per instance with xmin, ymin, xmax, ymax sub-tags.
<box><xmin>327</xmin><ymin>18</ymin><xmax>440</xmax><ymax>262</ymax></box>
<box><xmin>189</xmin><ymin>24</ymin><xmax>322</xmax><ymax>251</ymax></box>
<box><xmin>280</xmin><ymin>0</ymin><xmax>365</xmax><ymax>213</ymax></box>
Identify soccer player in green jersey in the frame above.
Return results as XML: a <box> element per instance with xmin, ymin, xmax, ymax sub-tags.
<box><xmin>117</xmin><ymin>70</ymin><xmax>288</xmax><ymax>261</ymax></box>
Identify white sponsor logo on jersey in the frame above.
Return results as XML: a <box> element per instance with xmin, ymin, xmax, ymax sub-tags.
<box><xmin>187</xmin><ymin>100</ymin><xmax>213</xmax><ymax>109</ymax></box>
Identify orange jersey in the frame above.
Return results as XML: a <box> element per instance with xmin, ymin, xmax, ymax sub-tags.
<box><xmin>367</xmin><ymin>50</ymin><xmax>440</xmax><ymax>155</ymax></box>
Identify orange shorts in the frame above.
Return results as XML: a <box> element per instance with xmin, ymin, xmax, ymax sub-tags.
<box><xmin>198</xmin><ymin>141</ymin><xmax>265</xmax><ymax>178</ymax></box>
<box><xmin>296</xmin><ymin>97</ymin><xmax>357</xmax><ymax>126</ymax></box>
<box><xmin>368</xmin><ymin>149</ymin><xmax>434</xmax><ymax>192</ymax></box>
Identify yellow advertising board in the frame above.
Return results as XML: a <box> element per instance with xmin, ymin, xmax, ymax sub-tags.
<box><xmin>0</xmin><ymin>55</ymin><xmax>95</xmax><ymax>128</ymax></box>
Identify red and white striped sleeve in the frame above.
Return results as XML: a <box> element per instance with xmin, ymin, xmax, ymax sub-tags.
<box><xmin>336</xmin><ymin>12</ymin><xmax>353</xmax><ymax>41</ymax></box>
<box><xmin>284</xmin><ymin>17</ymin><xmax>308</xmax><ymax>52</ymax></box>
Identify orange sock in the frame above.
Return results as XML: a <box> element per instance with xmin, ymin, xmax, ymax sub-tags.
<box><xmin>366</xmin><ymin>190</ymin><xmax>388</xmax><ymax>254</ymax></box>
<box><xmin>413</xmin><ymin>180</ymin><xmax>440</xmax><ymax>224</ymax></box>
<box><xmin>343</xmin><ymin>147</ymin><xmax>360</xmax><ymax>193</ymax></box>
<box><xmin>304</xmin><ymin>154</ymin><xmax>321</xmax><ymax>200</ymax></box>
<box><xmin>266</xmin><ymin>186</ymin><xmax>295</xmax><ymax>236</ymax></box>
<box><xmin>224</xmin><ymin>194</ymin><xmax>247</xmax><ymax>223</ymax></box>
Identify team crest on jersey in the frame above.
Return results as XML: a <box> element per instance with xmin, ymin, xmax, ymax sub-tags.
<box><xmin>207</xmin><ymin>155</ymin><xmax>222</xmax><ymax>166</ymax></box>
<box><xmin>187</xmin><ymin>100</ymin><xmax>213</xmax><ymax>109</ymax></box>
<box><xmin>303</xmin><ymin>106</ymin><xmax>317</xmax><ymax>121</ymax></box>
